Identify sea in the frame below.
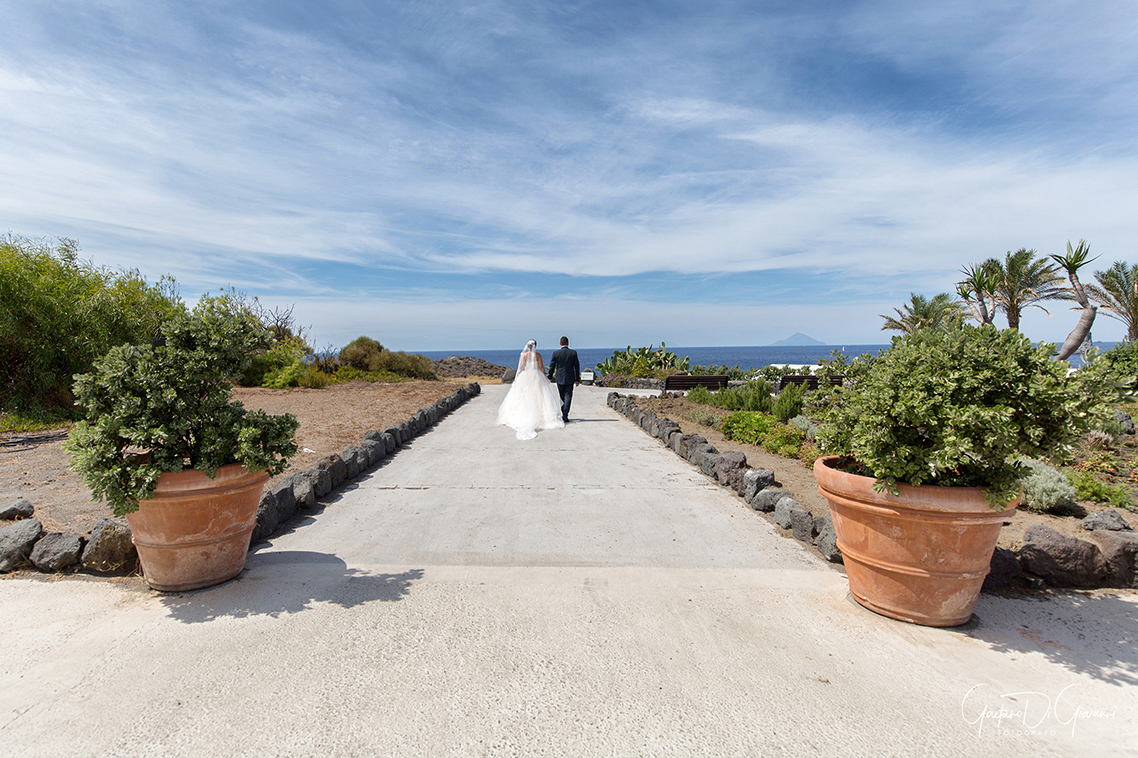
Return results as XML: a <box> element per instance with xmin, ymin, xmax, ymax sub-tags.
<box><xmin>418</xmin><ymin>345</ymin><xmax>890</xmax><ymax>373</ymax></box>
<box><xmin>418</xmin><ymin>341</ymin><xmax>1113</xmax><ymax>373</ymax></box>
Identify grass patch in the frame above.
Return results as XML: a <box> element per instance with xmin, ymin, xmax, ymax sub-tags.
<box><xmin>0</xmin><ymin>407</ymin><xmax>75</xmax><ymax>434</ymax></box>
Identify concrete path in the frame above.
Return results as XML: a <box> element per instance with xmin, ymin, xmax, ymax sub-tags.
<box><xmin>2</xmin><ymin>385</ymin><xmax>1136</xmax><ymax>757</ymax></box>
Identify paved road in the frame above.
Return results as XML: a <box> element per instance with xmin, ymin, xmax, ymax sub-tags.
<box><xmin>2</xmin><ymin>385</ymin><xmax>1136</xmax><ymax>756</ymax></box>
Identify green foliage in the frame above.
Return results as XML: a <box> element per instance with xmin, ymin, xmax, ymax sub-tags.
<box><xmin>752</xmin><ymin>364</ymin><xmax>811</xmax><ymax>383</ymax></box>
<box><xmin>1067</xmin><ymin>469</ymin><xmax>1134</xmax><ymax>510</ymax></box>
<box><xmin>1019</xmin><ymin>459</ymin><xmax>1078</xmax><ymax>513</ymax></box>
<box><xmin>789</xmin><ymin>415</ymin><xmax>819</xmax><ymax>441</ymax></box>
<box><xmin>331</xmin><ymin>365</ymin><xmax>407</xmax><ymax>384</ymax></box>
<box><xmin>263</xmin><ymin>361</ymin><xmax>304</xmax><ymax>389</ymax></box>
<box><xmin>0</xmin><ymin>234</ymin><xmax>182</xmax><ymax>413</ymax></box>
<box><xmin>334</xmin><ymin>337</ymin><xmax>435</xmax><ymax>380</ymax></box>
<box><xmin>762</xmin><ymin>424</ymin><xmax>806</xmax><ymax>457</ymax></box>
<box><xmin>1093</xmin><ymin>340</ymin><xmax>1138</xmax><ymax>389</ymax></box>
<box><xmin>815</xmin><ymin>323</ymin><xmax>1113</xmax><ymax>508</ymax></box>
<box><xmin>772</xmin><ymin>382</ymin><xmax>806</xmax><ymax>422</ymax></box>
<box><xmin>63</xmin><ymin>297</ymin><xmax>298</xmax><ymax>516</ymax></box>
<box><xmin>596</xmin><ymin>343</ymin><xmax>690</xmax><ymax>378</ymax></box>
<box><xmin>686</xmin><ymin>379</ymin><xmax>773</xmax><ymax>412</ymax></box>
<box><xmin>242</xmin><ymin>336</ymin><xmax>310</xmax><ymax>387</ymax></box>
<box><xmin>720</xmin><ymin>411</ymin><xmax>811</xmax><ymax>459</ymax></box>
<box><xmin>797</xmin><ymin>443</ymin><xmax>821</xmax><ymax>466</ymax></box>
<box><xmin>720</xmin><ymin>412</ymin><xmax>778</xmax><ymax>445</ymax></box>
<box><xmin>687</xmin><ymin>385</ymin><xmax>714</xmax><ymax>404</ymax></box>
<box><xmin>298</xmin><ymin>364</ymin><xmax>332</xmax><ymax>388</ymax></box>
<box><xmin>340</xmin><ymin>336</ymin><xmax>385</xmax><ymax>370</ymax></box>
<box><xmin>690</xmin><ymin>364</ymin><xmax>751</xmax><ymax>381</ymax></box>
<box><xmin>0</xmin><ymin>408</ymin><xmax>75</xmax><ymax>434</ymax></box>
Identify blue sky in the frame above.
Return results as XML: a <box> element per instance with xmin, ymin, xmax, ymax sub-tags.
<box><xmin>3</xmin><ymin>1</ymin><xmax>1136</xmax><ymax>350</ymax></box>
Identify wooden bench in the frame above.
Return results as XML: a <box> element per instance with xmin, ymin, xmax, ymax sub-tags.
<box><xmin>663</xmin><ymin>374</ymin><xmax>729</xmax><ymax>392</ymax></box>
<box><xmin>778</xmin><ymin>375</ymin><xmax>844</xmax><ymax>392</ymax></box>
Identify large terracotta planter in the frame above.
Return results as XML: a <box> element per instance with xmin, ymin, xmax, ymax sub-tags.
<box><xmin>814</xmin><ymin>456</ymin><xmax>1017</xmax><ymax>627</ymax></box>
<box><xmin>125</xmin><ymin>463</ymin><xmax>269</xmax><ymax>591</ymax></box>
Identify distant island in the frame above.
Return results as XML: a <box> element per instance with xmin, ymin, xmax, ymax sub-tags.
<box><xmin>770</xmin><ymin>333</ymin><xmax>825</xmax><ymax>346</ymax></box>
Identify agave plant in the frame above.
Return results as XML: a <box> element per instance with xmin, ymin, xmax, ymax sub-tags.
<box><xmin>595</xmin><ymin>343</ymin><xmax>691</xmax><ymax>378</ymax></box>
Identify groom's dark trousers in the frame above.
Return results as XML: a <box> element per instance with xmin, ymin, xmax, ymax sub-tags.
<box><xmin>547</xmin><ymin>346</ymin><xmax>581</xmax><ymax>422</ymax></box>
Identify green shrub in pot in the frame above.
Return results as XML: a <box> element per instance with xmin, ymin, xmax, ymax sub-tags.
<box><xmin>815</xmin><ymin>323</ymin><xmax>1116</xmax><ymax>508</ymax></box>
<box><xmin>64</xmin><ymin>296</ymin><xmax>299</xmax><ymax>517</ymax></box>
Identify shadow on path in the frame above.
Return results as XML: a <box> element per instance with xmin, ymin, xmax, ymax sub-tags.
<box><xmin>964</xmin><ymin>589</ymin><xmax>1138</xmax><ymax>686</ymax></box>
<box><xmin>158</xmin><ymin>551</ymin><xmax>424</xmax><ymax>624</ymax></box>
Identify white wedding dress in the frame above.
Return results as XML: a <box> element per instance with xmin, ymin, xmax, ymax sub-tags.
<box><xmin>497</xmin><ymin>347</ymin><xmax>565</xmax><ymax>440</ymax></box>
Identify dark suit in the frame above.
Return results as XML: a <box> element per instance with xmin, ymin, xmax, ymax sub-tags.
<box><xmin>547</xmin><ymin>346</ymin><xmax>581</xmax><ymax>422</ymax></box>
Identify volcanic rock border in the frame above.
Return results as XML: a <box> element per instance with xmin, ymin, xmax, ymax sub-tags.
<box><xmin>0</xmin><ymin>383</ymin><xmax>482</xmax><ymax>581</ymax></box>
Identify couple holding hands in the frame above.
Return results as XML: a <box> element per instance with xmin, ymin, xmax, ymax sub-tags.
<box><xmin>497</xmin><ymin>336</ymin><xmax>581</xmax><ymax>440</ymax></box>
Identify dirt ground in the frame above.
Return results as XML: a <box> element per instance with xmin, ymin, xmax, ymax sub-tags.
<box><xmin>0</xmin><ymin>380</ymin><xmax>464</xmax><ymax>536</ymax></box>
<box><xmin>633</xmin><ymin>395</ymin><xmax>1125</xmax><ymax>552</ymax></box>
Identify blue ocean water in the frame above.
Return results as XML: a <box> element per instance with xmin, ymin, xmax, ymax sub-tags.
<box><xmin>418</xmin><ymin>345</ymin><xmax>891</xmax><ymax>373</ymax></box>
<box><xmin>419</xmin><ymin>341</ymin><xmax>1113</xmax><ymax>372</ymax></box>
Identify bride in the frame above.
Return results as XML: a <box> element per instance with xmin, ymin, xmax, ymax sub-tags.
<box><xmin>497</xmin><ymin>339</ymin><xmax>566</xmax><ymax>440</ymax></box>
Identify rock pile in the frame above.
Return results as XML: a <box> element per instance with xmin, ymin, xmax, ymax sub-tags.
<box><xmin>432</xmin><ymin>356</ymin><xmax>510</xmax><ymax>379</ymax></box>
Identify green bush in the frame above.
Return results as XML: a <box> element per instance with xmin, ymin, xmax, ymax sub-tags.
<box><xmin>331</xmin><ymin>365</ymin><xmax>406</xmax><ymax>384</ymax></box>
<box><xmin>298</xmin><ymin>364</ymin><xmax>332</xmax><ymax>388</ymax></box>
<box><xmin>720</xmin><ymin>412</ymin><xmax>778</xmax><ymax>445</ymax></box>
<box><xmin>773</xmin><ymin>382</ymin><xmax>806</xmax><ymax>422</ymax></box>
<box><xmin>751</xmin><ymin>364</ymin><xmax>810</xmax><ymax>383</ymax></box>
<box><xmin>686</xmin><ymin>380</ymin><xmax>773</xmax><ymax>412</ymax></box>
<box><xmin>816</xmin><ymin>324</ymin><xmax>1114</xmax><ymax>507</ymax></box>
<box><xmin>63</xmin><ymin>296</ymin><xmax>297</xmax><ymax>516</ymax></box>
<box><xmin>688</xmin><ymin>385</ymin><xmax>714</xmax><ymax>404</ymax></box>
<box><xmin>690</xmin><ymin>363</ymin><xmax>751</xmax><ymax>381</ymax></box>
<box><xmin>797</xmin><ymin>442</ymin><xmax>821</xmax><ymax>466</ymax></box>
<box><xmin>340</xmin><ymin>336</ymin><xmax>385</xmax><ymax>370</ymax></box>
<box><xmin>263</xmin><ymin>361</ymin><xmax>304</xmax><ymax>389</ymax></box>
<box><xmin>336</xmin><ymin>337</ymin><xmax>435</xmax><ymax>380</ymax></box>
<box><xmin>0</xmin><ymin>234</ymin><xmax>182</xmax><ymax>413</ymax></box>
<box><xmin>1066</xmin><ymin>470</ymin><xmax>1134</xmax><ymax>510</ymax></box>
<box><xmin>1019</xmin><ymin>459</ymin><xmax>1078</xmax><ymax>513</ymax></box>
<box><xmin>789</xmin><ymin>415</ymin><xmax>819</xmax><ymax>441</ymax></box>
<box><xmin>242</xmin><ymin>336</ymin><xmax>310</xmax><ymax>387</ymax></box>
<box><xmin>370</xmin><ymin>350</ymin><xmax>435</xmax><ymax>379</ymax></box>
<box><xmin>761</xmin><ymin>425</ymin><xmax>806</xmax><ymax>457</ymax></box>
<box><xmin>1094</xmin><ymin>340</ymin><xmax>1138</xmax><ymax>389</ymax></box>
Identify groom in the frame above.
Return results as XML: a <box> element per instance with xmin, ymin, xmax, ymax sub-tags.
<box><xmin>547</xmin><ymin>336</ymin><xmax>581</xmax><ymax>423</ymax></box>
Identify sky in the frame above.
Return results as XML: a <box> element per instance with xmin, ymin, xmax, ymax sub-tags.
<box><xmin>3</xmin><ymin>1</ymin><xmax>1137</xmax><ymax>351</ymax></box>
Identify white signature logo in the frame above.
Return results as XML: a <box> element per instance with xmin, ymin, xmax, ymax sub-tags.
<box><xmin>961</xmin><ymin>684</ymin><xmax>1117</xmax><ymax>737</ymax></box>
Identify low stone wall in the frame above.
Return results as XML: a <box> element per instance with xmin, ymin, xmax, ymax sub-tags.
<box><xmin>596</xmin><ymin>378</ymin><xmax>663</xmax><ymax>390</ymax></box>
<box><xmin>0</xmin><ymin>383</ymin><xmax>482</xmax><ymax>579</ymax></box>
<box><xmin>607</xmin><ymin>392</ymin><xmax>1138</xmax><ymax>591</ymax></box>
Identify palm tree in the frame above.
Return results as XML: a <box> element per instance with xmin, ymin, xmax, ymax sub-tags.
<box><xmin>1051</xmin><ymin>240</ymin><xmax>1097</xmax><ymax>360</ymax></box>
<box><xmin>880</xmin><ymin>293</ymin><xmax>965</xmax><ymax>334</ymax></box>
<box><xmin>1086</xmin><ymin>261</ymin><xmax>1138</xmax><ymax>341</ymax></box>
<box><xmin>974</xmin><ymin>248</ymin><xmax>1068</xmax><ymax>330</ymax></box>
<box><xmin>956</xmin><ymin>262</ymin><xmax>999</xmax><ymax>326</ymax></box>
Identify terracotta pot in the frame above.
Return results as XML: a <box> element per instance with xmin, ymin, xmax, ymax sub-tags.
<box><xmin>126</xmin><ymin>464</ymin><xmax>269</xmax><ymax>592</ymax></box>
<box><xmin>813</xmin><ymin>456</ymin><xmax>1017</xmax><ymax>627</ymax></box>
